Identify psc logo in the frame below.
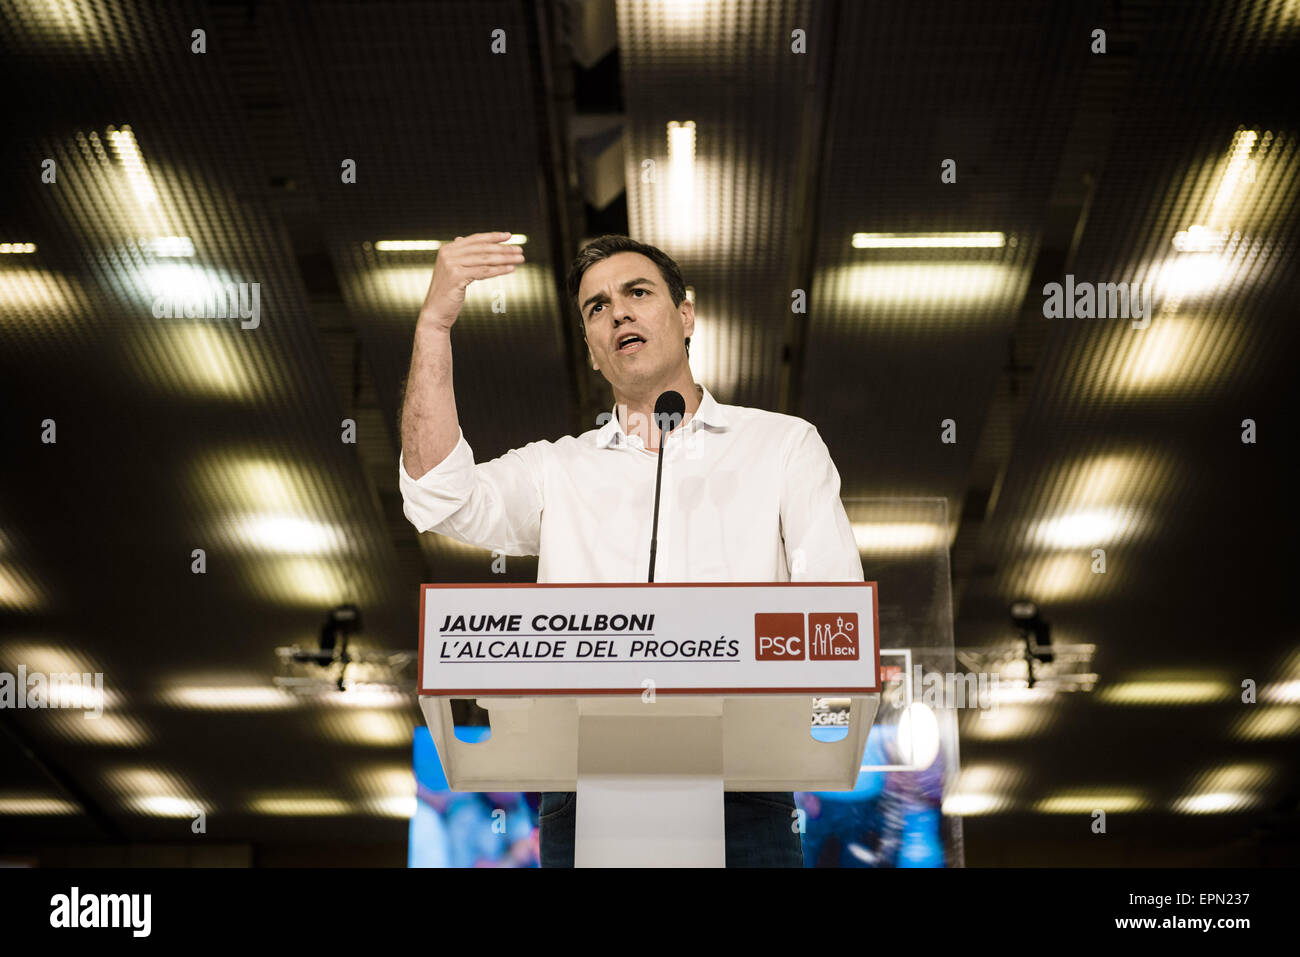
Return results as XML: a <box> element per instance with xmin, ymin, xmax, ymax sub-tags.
<box><xmin>755</xmin><ymin>613</ymin><xmax>860</xmax><ymax>661</ymax></box>
<box><xmin>754</xmin><ymin>613</ymin><xmax>805</xmax><ymax>660</ymax></box>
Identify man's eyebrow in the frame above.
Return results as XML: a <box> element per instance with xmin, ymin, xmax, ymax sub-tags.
<box><xmin>581</xmin><ymin>277</ymin><xmax>656</xmax><ymax>317</ymax></box>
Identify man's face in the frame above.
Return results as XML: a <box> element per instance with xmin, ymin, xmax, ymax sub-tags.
<box><xmin>579</xmin><ymin>252</ymin><xmax>694</xmax><ymax>392</ymax></box>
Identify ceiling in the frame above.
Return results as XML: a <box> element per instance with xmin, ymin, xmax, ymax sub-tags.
<box><xmin>1</xmin><ymin>0</ymin><xmax>1297</xmax><ymax>864</ymax></box>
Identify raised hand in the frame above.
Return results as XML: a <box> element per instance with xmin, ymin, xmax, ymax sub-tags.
<box><xmin>419</xmin><ymin>231</ymin><xmax>525</xmax><ymax>330</ymax></box>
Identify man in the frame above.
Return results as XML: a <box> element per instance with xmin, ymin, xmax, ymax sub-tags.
<box><xmin>398</xmin><ymin>232</ymin><xmax>862</xmax><ymax>867</ymax></box>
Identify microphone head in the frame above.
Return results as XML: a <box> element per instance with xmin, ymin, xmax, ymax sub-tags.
<box><xmin>654</xmin><ymin>390</ymin><xmax>686</xmax><ymax>433</ymax></box>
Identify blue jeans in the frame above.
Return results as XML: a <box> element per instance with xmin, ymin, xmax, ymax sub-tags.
<box><xmin>538</xmin><ymin>790</ymin><xmax>804</xmax><ymax>867</ymax></box>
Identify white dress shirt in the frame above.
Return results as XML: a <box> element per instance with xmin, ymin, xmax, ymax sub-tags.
<box><xmin>398</xmin><ymin>384</ymin><xmax>863</xmax><ymax>584</ymax></box>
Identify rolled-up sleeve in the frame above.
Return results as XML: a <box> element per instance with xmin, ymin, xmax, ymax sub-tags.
<box><xmin>780</xmin><ymin>423</ymin><xmax>864</xmax><ymax>582</ymax></box>
<box><xmin>398</xmin><ymin>427</ymin><xmax>545</xmax><ymax>556</ymax></box>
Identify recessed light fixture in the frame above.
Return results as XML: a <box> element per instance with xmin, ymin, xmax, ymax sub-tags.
<box><xmin>373</xmin><ymin>236</ymin><xmax>526</xmax><ymax>252</ymax></box>
<box><xmin>107</xmin><ymin>125</ymin><xmax>158</xmax><ymax>206</ymax></box>
<box><xmin>375</xmin><ymin>240</ymin><xmax>441</xmax><ymax>252</ymax></box>
<box><xmin>145</xmin><ymin>236</ymin><xmax>195</xmax><ymax>257</ymax></box>
<box><xmin>852</xmin><ymin>232</ymin><xmax>1006</xmax><ymax>249</ymax></box>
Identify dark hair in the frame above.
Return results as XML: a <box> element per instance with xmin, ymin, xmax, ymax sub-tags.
<box><xmin>566</xmin><ymin>235</ymin><xmax>690</xmax><ymax>356</ymax></box>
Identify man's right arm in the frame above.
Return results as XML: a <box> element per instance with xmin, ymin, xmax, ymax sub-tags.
<box><xmin>399</xmin><ymin>322</ymin><xmax>460</xmax><ymax>480</ymax></box>
<box><xmin>399</xmin><ymin>231</ymin><xmax>524</xmax><ymax>478</ymax></box>
<box><xmin>397</xmin><ymin>232</ymin><xmax>542</xmax><ymax>555</ymax></box>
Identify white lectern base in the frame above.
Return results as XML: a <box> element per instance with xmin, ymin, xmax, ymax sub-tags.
<box><xmin>575</xmin><ymin>775</ymin><xmax>724</xmax><ymax>867</ymax></box>
<box><xmin>574</xmin><ymin>699</ymin><xmax>727</xmax><ymax>866</ymax></box>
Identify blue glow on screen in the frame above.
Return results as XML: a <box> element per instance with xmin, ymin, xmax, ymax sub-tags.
<box><xmin>408</xmin><ymin>719</ymin><xmax>946</xmax><ymax>867</ymax></box>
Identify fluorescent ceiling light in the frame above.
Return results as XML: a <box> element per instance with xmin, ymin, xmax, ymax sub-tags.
<box><xmin>0</xmin><ymin>243</ymin><xmax>37</xmax><ymax>254</ymax></box>
<box><xmin>659</xmin><ymin>0</ymin><xmax>712</xmax><ymax>24</ymax></box>
<box><xmin>1171</xmin><ymin>225</ymin><xmax>1228</xmax><ymax>253</ymax></box>
<box><xmin>668</xmin><ymin>120</ymin><xmax>696</xmax><ymax>167</ymax></box>
<box><xmin>852</xmin><ymin>232</ymin><xmax>1005</xmax><ymax>248</ymax></box>
<box><xmin>1004</xmin><ymin>553</ymin><xmax>1096</xmax><ymax>602</ymax></box>
<box><xmin>1028</xmin><ymin>506</ymin><xmax>1138</xmax><ymax>548</ymax></box>
<box><xmin>685</xmin><ymin>312</ymin><xmax>741</xmax><ymax>399</ymax></box>
<box><xmin>1033</xmin><ymin>791</ymin><xmax>1147</xmax><ymax>814</ymax></box>
<box><xmin>145</xmin><ymin>236</ymin><xmax>195</xmax><ymax>257</ymax></box>
<box><xmin>0</xmin><ymin>564</ymin><xmax>42</xmax><ymax>611</ymax></box>
<box><xmin>192</xmin><ymin>456</ymin><xmax>318</xmax><ymax>513</ymax></box>
<box><xmin>103</xmin><ymin>767</ymin><xmax>190</xmax><ymax>798</ymax></box>
<box><xmin>0</xmin><ymin>643</ymin><xmax>103</xmax><ymax>675</ymax></box>
<box><xmin>1097</xmin><ymin>678</ymin><xmax>1232</xmax><ymax>705</ymax></box>
<box><xmin>1114</xmin><ymin>318</ymin><xmax>1210</xmax><ymax>394</ymax></box>
<box><xmin>124</xmin><ymin>795</ymin><xmax>208</xmax><ymax>818</ymax></box>
<box><xmin>41</xmin><ymin>681</ymin><xmax>107</xmax><ymax>711</ymax></box>
<box><xmin>852</xmin><ymin>522</ymin><xmax>948</xmax><ymax>554</ymax></box>
<box><xmin>1171</xmin><ymin>792</ymin><xmax>1259</xmax><ymax>814</ymax></box>
<box><xmin>0</xmin><ymin>795</ymin><xmax>79</xmax><ymax>815</ymax></box>
<box><xmin>145</xmin><ymin>323</ymin><xmax>263</xmax><ymax>401</ymax></box>
<box><xmin>1232</xmin><ymin>706</ymin><xmax>1300</xmax><ymax>740</ymax></box>
<box><xmin>1045</xmin><ymin>452</ymin><xmax>1168</xmax><ymax>506</ymax></box>
<box><xmin>1209</xmin><ymin>130</ymin><xmax>1258</xmax><ymax>220</ymax></box>
<box><xmin>1155</xmin><ymin>253</ymin><xmax>1228</xmax><ymax>299</ymax></box>
<box><xmin>364</xmin><ymin>795</ymin><xmax>417</xmax><ymax>818</ymax></box>
<box><xmin>141</xmin><ymin>263</ymin><xmax>236</xmax><ymax>310</ymax></box>
<box><xmin>0</xmin><ymin>269</ymin><xmax>74</xmax><ymax>316</ymax></box>
<box><xmin>248</xmin><ymin>795</ymin><xmax>352</xmax><ymax>816</ymax></box>
<box><xmin>1262</xmin><ymin>678</ymin><xmax>1300</xmax><ymax>703</ymax></box>
<box><xmin>45</xmin><ymin>712</ymin><xmax>150</xmax><ymax>747</ymax></box>
<box><xmin>956</xmin><ymin>764</ymin><xmax>1024</xmax><ymax>793</ymax></box>
<box><xmin>375</xmin><ymin>240</ymin><xmax>441</xmax><ymax>251</ymax></box>
<box><xmin>824</xmin><ymin>262</ymin><xmax>1022</xmax><ymax>313</ymax></box>
<box><xmin>1193</xmin><ymin>762</ymin><xmax>1272</xmax><ymax>791</ymax></box>
<box><xmin>226</xmin><ymin>514</ymin><xmax>347</xmax><ymax>555</ymax></box>
<box><xmin>667</xmin><ymin>120</ymin><xmax>696</xmax><ymax>240</ymax></box>
<box><xmin>158</xmin><ymin>685</ymin><xmax>298</xmax><ymax>710</ymax></box>
<box><xmin>941</xmin><ymin>793</ymin><xmax>1008</xmax><ymax>816</ymax></box>
<box><xmin>960</xmin><ymin>704</ymin><xmax>1057</xmax><ymax>741</ymax></box>
<box><xmin>327</xmin><ymin>685</ymin><xmax>408</xmax><ymax>708</ymax></box>
<box><xmin>351</xmin><ymin>766</ymin><xmax>415</xmax><ymax>798</ymax></box>
<box><xmin>318</xmin><ymin>711</ymin><xmax>412</xmax><ymax>746</ymax></box>
<box><xmin>107</xmin><ymin>125</ymin><xmax>158</xmax><ymax>206</ymax></box>
<box><xmin>244</xmin><ymin>558</ymin><xmax>352</xmax><ymax>607</ymax></box>
<box><xmin>374</xmin><ymin>235</ymin><xmax>525</xmax><ymax>252</ymax></box>
<box><xmin>356</xmin><ymin>264</ymin><xmax>543</xmax><ymax>313</ymax></box>
<box><xmin>983</xmin><ymin>684</ymin><xmax>1056</xmax><ymax>705</ymax></box>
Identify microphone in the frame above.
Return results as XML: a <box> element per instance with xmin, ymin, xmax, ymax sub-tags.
<box><xmin>647</xmin><ymin>390</ymin><xmax>686</xmax><ymax>583</ymax></box>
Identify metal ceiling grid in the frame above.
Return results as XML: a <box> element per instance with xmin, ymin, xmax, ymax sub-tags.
<box><xmin>954</xmin><ymin>0</ymin><xmax>1300</xmax><ymax>835</ymax></box>
<box><xmin>969</xmin><ymin>0</ymin><xmax>1299</xmax><ymax>615</ymax></box>
<box><xmin>616</xmin><ymin>0</ymin><xmax>828</xmax><ymax>411</ymax></box>
<box><xmin>257</xmin><ymin>0</ymin><xmax>574</xmax><ymax>467</ymax></box>
<box><xmin>1</xmin><ymin>0</ymin><xmax>422</xmax><ymax>844</ymax></box>
<box><xmin>802</xmin><ymin>0</ymin><xmax>1098</xmax><ymax>507</ymax></box>
<box><xmin>251</xmin><ymin>0</ymin><xmax>565</xmax><ymax>584</ymax></box>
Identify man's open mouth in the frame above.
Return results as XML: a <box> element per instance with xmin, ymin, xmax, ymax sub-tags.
<box><xmin>616</xmin><ymin>333</ymin><xmax>646</xmax><ymax>352</ymax></box>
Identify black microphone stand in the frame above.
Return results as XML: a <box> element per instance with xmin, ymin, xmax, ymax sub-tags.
<box><xmin>648</xmin><ymin>420</ymin><xmax>669</xmax><ymax>583</ymax></box>
<box><xmin>647</xmin><ymin>391</ymin><xmax>685</xmax><ymax>582</ymax></box>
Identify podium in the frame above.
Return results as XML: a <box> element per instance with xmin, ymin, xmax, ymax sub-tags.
<box><xmin>417</xmin><ymin>582</ymin><xmax>881</xmax><ymax>867</ymax></box>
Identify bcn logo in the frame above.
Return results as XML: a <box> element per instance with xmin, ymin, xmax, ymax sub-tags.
<box><xmin>755</xmin><ymin>612</ymin><xmax>860</xmax><ymax>661</ymax></box>
<box><xmin>809</xmin><ymin>613</ymin><xmax>859</xmax><ymax>660</ymax></box>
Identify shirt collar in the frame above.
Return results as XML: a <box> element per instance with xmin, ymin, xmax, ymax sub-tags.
<box><xmin>595</xmin><ymin>383</ymin><xmax>729</xmax><ymax>449</ymax></box>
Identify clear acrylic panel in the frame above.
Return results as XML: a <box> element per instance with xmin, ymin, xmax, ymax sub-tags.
<box><xmin>798</xmin><ymin>497</ymin><xmax>963</xmax><ymax>868</ymax></box>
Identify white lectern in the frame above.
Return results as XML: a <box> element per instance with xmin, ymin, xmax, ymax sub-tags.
<box><xmin>417</xmin><ymin>582</ymin><xmax>880</xmax><ymax>867</ymax></box>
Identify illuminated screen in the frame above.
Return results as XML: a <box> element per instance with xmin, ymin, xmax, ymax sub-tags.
<box><xmin>408</xmin><ymin>714</ymin><xmax>945</xmax><ymax>868</ymax></box>
<box><xmin>408</xmin><ymin>728</ymin><xmax>540</xmax><ymax>868</ymax></box>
